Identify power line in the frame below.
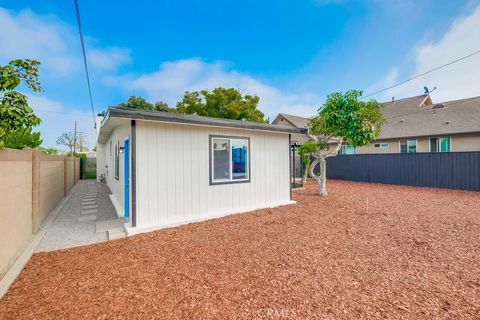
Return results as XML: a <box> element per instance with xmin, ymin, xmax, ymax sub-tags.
<box><xmin>362</xmin><ymin>49</ymin><xmax>480</xmax><ymax>99</ymax></box>
<box><xmin>73</xmin><ymin>0</ymin><xmax>96</xmax><ymax>127</ymax></box>
<box><xmin>35</xmin><ymin>109</ymin><xmax>92</xmax><ymax>117</ymax></box>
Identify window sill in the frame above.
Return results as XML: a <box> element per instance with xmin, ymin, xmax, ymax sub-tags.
<box><xmin>210</xmin><ymin>179</ymin><xmax>250</xmax><ymax>186</ymax></box>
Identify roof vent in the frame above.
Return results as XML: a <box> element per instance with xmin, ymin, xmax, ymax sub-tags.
<box><xmin>432</xmin><ymin>103</ymin><xmax>446</xmax><ymax>109</ymax></box>
<box><xmin>399</xmin><ymin>119</ymin><xmax>404</xmax><ymax>123</ymax></box>
<box><xmin>392</xmin><ymin>97</ymin><xmax>395</xmax><ymax>102</ymax></box>
<box><xmin>445</xmin><ymin>120</ymin><xmax>451</xmax><ymax>125</ymax></box>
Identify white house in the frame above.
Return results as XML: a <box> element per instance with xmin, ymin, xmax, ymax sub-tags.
<box><xmin>97</xmin><ymin>107</ymin><xmax>307</xmax><ymax>235</ymax></box>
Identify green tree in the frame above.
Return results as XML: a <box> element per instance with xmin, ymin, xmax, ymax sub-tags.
<box><xmin>119</xmin><ymin>95</ymin><xmax>154</xmax><ymax>110</ymax></box>
<box><xmin>297</xmin><ymin>140</ymin><xmax>319</xmax><ymax>184</ymax></box>
<box><xmin>176</xmin><ymin>88</ymin><xmax>267</xmax><ymax>123</ymax></box>
<box><xmin>309</xmin><ymin>90</ymin><xmax>383</xmax><ymax>195</ymax></box>
<box><xmin>0</xmin><ymin>59</ymin><xmax>42</xmax><ymax>148</ymax></box>
<box><xmin>119</xmin><ymin>95</ymin><xmax>175</xmax><ymax>112</ymax></box>
<box><xmin>3</xmin><ymin>127</ymin><xmax>42</xmax><ymax>149</ymax></box>
<box><xmin>39</xmin><ymin>147</ymin><xmax>59</xmax><ymax>155</ymax></box>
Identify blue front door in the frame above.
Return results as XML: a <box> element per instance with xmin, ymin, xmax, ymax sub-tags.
<box><xmin>124</xmin><ymin>138</ymin><xmax>130</xmax><ymax>220</ymax></box>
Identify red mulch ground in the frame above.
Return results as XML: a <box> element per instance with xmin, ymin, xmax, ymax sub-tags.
<box><xmin>1</xmin><ymin>180</ymin><xmax>480</xmax><ymax>319</ymax></box>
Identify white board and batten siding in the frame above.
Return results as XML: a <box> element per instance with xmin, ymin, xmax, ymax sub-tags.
<box><xmin>133</xmin><ymin>120</ymin><xmax>292</xmax><ymax>232</ymax></box>
<box><xmin>97</xmin><ymin>123</ymin><xmax>131</xmax><ymax>217</ymax></box>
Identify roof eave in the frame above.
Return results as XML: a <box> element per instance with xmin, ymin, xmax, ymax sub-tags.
<box><xmin>107</xmin><ymin>107</ymin><xmax>308</xmax><ymax>135</ymax></box>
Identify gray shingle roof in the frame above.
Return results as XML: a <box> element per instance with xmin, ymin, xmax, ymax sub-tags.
<box><xmin>105</xmin><ymin>107</ymin><xmax>308</xmax><ymax>134</ymax></box>
<box><xmin>379</xmin><ymin>95</ymin><xmax>480</xmax><ymax>139</ymax></box>
<box><xmin>272</xmin><ymin>95</ymin><xmax>480</xmax><ymax>140</ymax></box>
<box><xmin>272</xmin><ymin>113</ymin><xmax>311</xmax><ymax>128</ymax></box>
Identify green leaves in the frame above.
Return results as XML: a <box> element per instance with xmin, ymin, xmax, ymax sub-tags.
<box><xmin>0</xmin><ymin>59</ymin><xmax>43</xmax><ymax>149</ymax></box>
<box><xmin>310</xmin><ymin>90</ymin><xmax>384</xmax><ymax>147</ymax></box>
<box><xmin>118</xmin><ymin>95</ymin><xmax>176</xmax><ymax>112</ymax></box>
<box><xmin>176</xmin><ymin>87</ymin><xmax>267</xmax><ymax>123</ymax></box>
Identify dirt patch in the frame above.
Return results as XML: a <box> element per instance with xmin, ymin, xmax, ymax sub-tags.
<box><xmin>1</xmin><ymin>180</ymin><xmax>480</xmax><ymax>319</ymax></box>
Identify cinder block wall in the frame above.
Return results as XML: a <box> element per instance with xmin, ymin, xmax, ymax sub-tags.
<box><xmin>0</xmin><ymin>148</ymin><xmax>79</xmax><ymax>279</ymax></box>
<box><xmin>0</xmin><ymin>149</ymin><xmax>32</xmax><ymax>277</ymax></box>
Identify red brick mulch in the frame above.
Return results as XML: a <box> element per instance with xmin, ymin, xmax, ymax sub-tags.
<box><xmin>1</xmin><ymin>180</ymin><xmax>480</xmax><ymax>319</ymax></box>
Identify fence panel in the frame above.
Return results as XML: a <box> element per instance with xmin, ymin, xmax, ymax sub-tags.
<box><xmin>324</xmin><ymin>152</ymin><xmax>480</xmax><ymax>192</ymax></box>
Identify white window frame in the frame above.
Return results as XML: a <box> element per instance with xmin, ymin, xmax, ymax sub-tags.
<box><xmin>374</xmin><ymin>143</ymin><xmax>389</xmax><ymax>148</ymax></box>
<box><xmin>399</xmin><ymin>139</ymin><xmax>417</xmax><ymax>153</ymax></box>
<box><xmin>209</xmin><ymin>135</ymin><xmax>250</xmax><ymax>185</ymax></box>
<box><xmin>429</xmin><ymin>136</ymin><xmax>452</xmax><ymax>152</ymax></box>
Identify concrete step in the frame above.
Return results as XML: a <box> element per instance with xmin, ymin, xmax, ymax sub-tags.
<box><xmin>78</xmin><ymin>214</ymin><xmax>97</xmax><ymax>222</ymax></box>
<box><xmin>96</xmin><ymin>218</ymin><xmax>126</xmax><ymax>233</ymax></box>
<box><xmin>81</xmin><ymin>200</ymin><xmax>96</xmax><ymax>205</ymax></box>
<box><xmin>81</xmin><ymin>209</ymin><xmax>98</xmax><ymax>215</ymax></box>
<box><xmin>82</xmin><ymin>205</ymin><xmax>98</xmax><ymax>210</ymax></box>
<box><xmin>108</xmin><ymin>227</ymin><xmax>126</xmax><ymax>240</ymax></box>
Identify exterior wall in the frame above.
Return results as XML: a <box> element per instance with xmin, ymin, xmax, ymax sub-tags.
<box><xmin>134</xmin><ymin>121</ymin><xmax>291</xmax><ymax>230</ymax></box>
<box><xmin>100</xmin><ymin>123</ymin><xmax>131</xmax><ymax>217</ymax></box>
<box><xmin>451</xmin><ymin>134</ymin><xmax>480</xmax><ymax>151</ymax></box>
<box><xmin>356</xmin><ymin>134</ymin><xmax>480</xmax><ymax>154</ymax></box>
<box><xmin>0</xmin><ymin>149</ymin><xmax>32</xmax><ymax>277</ymax></box>
<box><xmin>38</xmin><ymin>154</ymin><xmax>65</xmax><ymax>229</ymax></box>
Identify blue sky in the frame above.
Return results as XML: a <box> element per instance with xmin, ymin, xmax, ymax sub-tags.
<box><xmin>1</xmin><ymin>0</ymin><xmax>480</xmax><ymax>149</ymax></box>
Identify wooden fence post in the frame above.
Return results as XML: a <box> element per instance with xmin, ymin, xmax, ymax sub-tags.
<box><xmin>31</xmin><ymin>150</ymin><xmax>40</xmax><ymax>233</ymax></box>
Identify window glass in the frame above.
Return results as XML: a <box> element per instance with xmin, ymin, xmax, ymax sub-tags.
<box><xmin>374</xmin><ymin>143</ymin><xmax>380</xmax><ymax>148</ymax></box>
<box><xmin>340</xmin><ymin>145</ymin><xmax>356</xmax><ymax>155</ymax></box>
<box><xmin>212</xmin><ymin>139</ymin><xmax>230</xmax><ymax>181</ymax></box>
<box><xmin>430</xmin><ymin>138</ymin><xmax>438</xmax><ymax>152</ymax></box>
<box><xmin>440</xmin><ymin>137</ymin><xmax>451</xmax><ymax>152</ymax></box>
<box><xmin>400</xmin><ymin>140</ymin><xmax>407</xmax><ymax>153</ymax></box>
<box><xmin>407</xmin><ymin>139</ymin><xmax>417</xmax><ymax>153</ymax></box>
<box><xmin>231</xmin><ymin>139</ymin><xmax>248</xmax><ymax>180</ymax></box>
<box><xmin>114</xmin><ymin>143</ymin><xmax>119</xmax><ymax>179</ymax></box>
<box><xmin>211</xmin><ymin>137</ymin><xmax>249</xmax><ymax>184</ymax></box>
<box><xmin>380</xmin><ymin>143</ymin><xmax>389</xmax><ymax>148</ymax></box>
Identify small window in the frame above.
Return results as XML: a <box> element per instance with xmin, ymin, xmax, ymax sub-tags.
<box><xmin>210</xmin><ymin>136</ymin><xmax>249</xmax><ymax>184</ymax></box>
<box><xmin>114</xmin><ymin>142</ymin><xmax>119</xmax><ymax>180</ymax></box>
<box><xmin>439</xmin><ymin>137</ymin><xmax>451</xmax><ymax>152</ymax></box>
<box><xmin>374</xmin><ymin>143</ymin><xmax>389</xmax><ymax>148</ymax></box>
<box><xmin>400</xmin><ymin>139</ymin><xmax>416</xmax><ymax>153</ymax></box>
<box><xmin>339</xmin><ymin>145</ymin><xmax>356</xmax><ymax>155</ymax></box>
<box><xmin>431</xmin><ymin>137</ymin><xmax>451</xmax><ymax>152</ymax></box>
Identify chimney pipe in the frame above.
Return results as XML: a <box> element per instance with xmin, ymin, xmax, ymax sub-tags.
<box><xmin>392</xmin><ymin>97</ymin><xmax>395</xmax><ymax>102</ymax></box>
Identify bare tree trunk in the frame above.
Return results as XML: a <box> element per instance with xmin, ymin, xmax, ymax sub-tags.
<box><xmin>318</xmin><ymin>157</ymin><xmax>327</xmax><ymax>196</ymax></box>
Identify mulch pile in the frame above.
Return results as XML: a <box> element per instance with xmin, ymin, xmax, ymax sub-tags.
<box><xmin>1</xmin><ymin>180</ymin><xmax>480</xmax><ymax>319</ymax></box>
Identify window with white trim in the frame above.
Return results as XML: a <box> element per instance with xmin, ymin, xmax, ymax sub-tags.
<box><xmin>210</xmin><ymin>136</ymin><xmax>250</xmax><ymax>184</ymax></box>
<box><xmin>374</xmin><ymin>143</ymin><xmax>389</xmax><ymax>148</ymax></box>
<box><xmin>430</xmin><ymin>137</ymin><xmax>451</xmax><ymax>152</ymax></box>
<box><xmin>400</xmin><ymin>139</ymin><xmax>417</xmax><ymax>153</ymax></box>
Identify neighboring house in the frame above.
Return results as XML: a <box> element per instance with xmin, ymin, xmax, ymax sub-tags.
<box><xmin>96</xmin><ymin>107</ymin><xmax>306</xmax><ymax>234</ymax></box>
<box><xmin>271</xmin><ymin>113</ymin><xmax>315</xmax><ymax>144</ymax></box>
<box><xmin>273</xmin><ymin>94</ymin><xmax>480</xmax><ymax>154</ymax></box>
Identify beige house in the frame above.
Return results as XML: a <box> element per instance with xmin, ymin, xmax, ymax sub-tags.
<box><xmin>272</xmin><ymin>94</ymin><xmax>480</xmax><ymax>154</ymax></box>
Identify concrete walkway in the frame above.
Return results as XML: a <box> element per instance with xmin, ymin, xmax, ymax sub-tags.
<box><xmin>36</xmin><ymin>180</ymin><xmax>124</xmax><ymax>252</ymax></box>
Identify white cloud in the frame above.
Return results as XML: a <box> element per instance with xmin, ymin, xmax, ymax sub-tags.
<box><xmin>0</xmin><ymin>7</ymin><xmax>131</xmax><ymax>75</ymax></box>
<box><xmin>111</xmin><ymin>58</ymin><xmax>320</xmax><ymax>119</ymax></box>
<box><xmin>368</xmin><ymin>5</ymin><xmax>480</xmax><ymax>102</ymax></box>
<box><xmin>27</xmin><ymin>94</ymin><xmax>96</xmax><ymax>150</ymax></box>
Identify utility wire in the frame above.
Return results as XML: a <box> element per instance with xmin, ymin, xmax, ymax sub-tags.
<box><xmin>362</xmin><ymin>49</ymin><xmax>480</xmax><ymax>99</ymax></box>
<box><xmin>73</xmin><ymin>0</ymin><xmax>96</xmax><ymax>127</ymax></box>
